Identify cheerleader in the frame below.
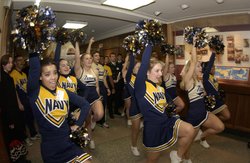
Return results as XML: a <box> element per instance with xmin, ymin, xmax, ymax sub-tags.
<box><xmin>121</xmin><ymin>55</ymin><xmax>132</xmax><ymax>125</ymax></box>
<box><xmin>200</xmin><ymin>51</ymin><xmax>230</xmax><ymax>148</ymax></box>
<box><xmin>92</xmin><ymin>50</ymin><xmax>111</xmax><ymax>128</ymax></box>
<box><xmin>74</xmin><ymin>40</ymin><xmax>104</xmax><ymax>149</ymax></box>
<box><xmin>54</xmin><ymin>43</ymin><xmax>87</xmax><ymax>123</ymax></box>
<box><xmin>27</xmin><ymin>53</ymin><xmax>91</xmax><ymax>163</ymax></box>
<box><xmin>125</xmin><ymin>53</ymin><xmax>143</xmax><ymax>156</ymax></box>
<box><xmin>134</xmin><ymin>45</ymin><xmax>195</xmax><ymax>163</ymax></box>
<box><xmin>163</xmin><ymin>54</ymin><xmax>185</xmax><ymax>113</ymax></box>
<box><xmin>180</xmin><ymin>44</ymin><xmax>224</xmax><ymax>151</ymax></box>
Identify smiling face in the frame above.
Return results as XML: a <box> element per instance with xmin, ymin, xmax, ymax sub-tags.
<box><xmin>93</xmin><ymin>52</ymin><xmax>100</xmax><ymax>64</ymax></box>
<box><xmin>2</xmin><ymin>57</ymin><xmax>13</xmax><ymax>73</ymax></box>
<box><xmin>40</xmin><ymin>64</ymin><xmax>58</xmax><ymax>91</ymax></box>
<box><xmin>59</xmin><ymin>59</ymin><xmax>71</xmax><ymax>75</ymax></box>
<box><xmin>147</xmin><ymin>62</ymin><xmax>163</xmax><ymax>84</ymax></box>
<box><xmin>168</xmin><ymin>63</ymin><xmax>175</xmax><ymax>74</ymax></box>
<box><xmin>81</xmin><ymin>53</ymin><xmax>93</xmax><ymax>68</ymax></box>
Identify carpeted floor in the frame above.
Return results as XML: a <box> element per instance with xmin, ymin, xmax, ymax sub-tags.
<box><xmin>27</xmin><ymin>116</ymin><xmax>250</xmax><ymax>163</ymax></box>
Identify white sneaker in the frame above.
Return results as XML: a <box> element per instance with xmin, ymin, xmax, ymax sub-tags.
<box><xmin>89</xmin><ymin>140</ymin><xmax>95</xmax><ymax>149</ymax></box>
<box><xmin>25</xmin><ymin>138</ymin><xmax>33</xmax><ymax>146</ymax></box>
<box><xmin>127</xmin><ymin>119</ymin><xmax>132</xmax><ymax>126</ymax></box>
<box><xmin>200</xmin><ymin>140</ymin><xmax>210</xmax><ymax>148</ymax></box>
<box><xmin>91</xmin><ymin>121</ymin><xmax>96</xmax><ymax>130</ymax></box>
<box><xmin>170</xmin><ymin>150</ymin><xmax>182</xmax><ymax>163</ymax></box>
<box><xmin>121</xmin><ymin>112</ymin><xmax>125</xmax><ymax>117</ymax></box>
<box><xmin>183</xmin><ymin>159</ymin><xmax>192</xmax><ymax>163</ymax></box>
<box><xmin>131</xmin><ymin>146</ymin><xmax>140</xmax><ymax>156</ymax></box>
<box><xmin>194</xmin><ymin>129</ymin><xmax>202</xmax><ymax>141</ymax></box>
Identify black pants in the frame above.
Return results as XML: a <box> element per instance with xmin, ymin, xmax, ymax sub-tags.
<box><xmin>97</xmin><ymin>82</ymin><xmax>107</xmax><ymax>124</ymax></box>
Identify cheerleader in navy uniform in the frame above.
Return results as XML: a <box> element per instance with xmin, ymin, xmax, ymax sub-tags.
<box><xmin>124</xmin><ymin>53</ymin><xmax>143</xmax><ymax>156</ymax></box>
<box><xmin>121</xmin><ymin>55</ymin><xmax>132</xmax><ymax>125</ymax></box>
<box><xmin>200</xmin><ymin>51</ymin><xmax>230</xmax><ymax>148</ymax></box>
<box><xmin>92</xmin><ymin>50</ymin><xmax>111</xmax><ymax>128</ymax></box>
<box><xmin>54</xmin><ymin>43</ymin><xmax>87</xmax><ymax>122</ymax></box>
<box><xmin>74</xmin><ymin>39</ymin><xmax>104</xmax><ymax>149</ymax></box>
<box><xmin>134</xmin><ymin>45</ymin><xmax>195</xmax><ymax>163</ymax></box>
<box><xmin>27</xmin><ymin>53</ymin><xmax>91</xmax><ymax>163</ymax></box>
<box><xmin>180</xmin><ymin>44</ymin><xmax>224</xmax><ymax>151</ymax></box>
<box><xmin>163</xmin><ymin>54</ymin><xmax>185</xmax><ymax>113</ymax></box>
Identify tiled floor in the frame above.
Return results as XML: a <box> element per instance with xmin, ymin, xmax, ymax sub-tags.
<box><xmin>27</xmin><ymin>116</ymin><xmax>250</xmax><ymax>163</ymax></box>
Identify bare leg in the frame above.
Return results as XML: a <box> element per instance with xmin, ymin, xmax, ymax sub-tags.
<box><xmin>201</xmin><ymin>112</ymin><xmax>224</xmax><ymax>139</ymax></box>
<box><xmin>217</xmin><ymin>106</ymin><xmax>230</xmax><ymax>121</ymax></box>
<box><xmin>131</xmin><ymin>118</ymin><xmax>140</xmax><ymax>147</ymax></box>
<box><xmin>91</xmin><ymin>100</ymin><xmax>104</xmax><ymax>122</ymax></box>
<box><xmin>177</xmin><ymin>121</ymin><xmax>195</xmax><ymax>159</ymax></box>
<box><xmin>124</xmin><ymin>99</ymin><xmax>131</xmax><ymax>119</ymax></box>
<box><xmin>146</xmin><ymin>151</ymin><xmax>161</xmax><ymax>163</ymax></box>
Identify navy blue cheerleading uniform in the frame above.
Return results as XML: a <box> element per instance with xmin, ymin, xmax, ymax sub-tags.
<box><xmin>79</xmin><ymin>68</ymin><xmax>101</xmax><ymax>105</ymax></box>
<box><xmin>122</xmin><ymin>82</ymin><xmax>131</xmax><ymax>101</ymax></box>
<box><xmin>134</xmin><ymin>45</ymin><xmax>181</xmax><ymax>152</ymax></box>
<box><xmin>164</xmin><ymin>74</ymin><xmax>178</xmax><ymax>100</ymax></box>
<box><xmin>27</xmin><ymin>53</ymin><xmax>91</xmax><ymax>163</ymax></box>
<box><xmin>186</xmin><ymin>81</ymin><xmax>209</xmax><ymax>128</ymax></box>
<box><xmin>126</xmin><ymin>53</ymin><xmax>142</xmax><ymax>120</ymax></box>
<box><xmin>203</xmin><ymin>53</ymin><xmax>226</xmax><ymax>114</ymax></box>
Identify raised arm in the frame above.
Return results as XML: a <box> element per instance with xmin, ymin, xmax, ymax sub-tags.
<box><xmin>74</xmin><ymin>42</ymin><xmax>82</xmax><ymax>78</ymax></box>
<box><xmin>27</xmin><ymin>53</ymin><xmax>40</xmax><ymax>97</ymax></box>
<box><xmin>66</xmin><ymin>90</ymin><xmax>90</xmax><ymax>126</ymax></box>
<box><xmin>183</xmin><ymin>45</ymin><xmax>197</xmax><ymax>89</ymax></box>
<box><xmin>203</xmin><ymin>51</ymin><xmax>215</xmax><ymax>81</ymax></box>
<box><xmin>126</xmin><ymin>53</ymin><xmax>134</xmax><ymax>83</ymax></box>
<box><xmin>122</xmin><ymin>54</ymin><xmax>129</xmax><ymax>80</ymax></box>
<box><xmin>163</xmin><ymin>54</ymin><xmax>171</xmax><ymax>80</ymax></box>
<box><xmin>134</xmin><ymin>44</ymin><xmax>153</xmax><ymax>94</ymax></box>
<box><xmin>54</xmin><ymin>43</ymin><xmax>62</xmax><ymax>68</ymax></box>
<box><xmin>86</xmin><ymin>37</ymin><xmax>94</xmax><ymax>54</ymax></box>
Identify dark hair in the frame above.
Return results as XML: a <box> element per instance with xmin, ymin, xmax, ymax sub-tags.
<box><xmin>1</xmin><ymin>55</ymin><xmax>12</xmax><ymax>67</ymax></box>
<box><xmin>40</xmin><ymin>58</ymin><xmax>57</xmax><ymax>73</ymax></box>
<box><xmin>13</xmin><ymin>55</ymin><xmax>23</xmax><ymax>62</ymax></box>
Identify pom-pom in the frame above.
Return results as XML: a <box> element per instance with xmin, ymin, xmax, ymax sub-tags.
<box><xmin>184</xmin><ymin>26</ymin><xmax>208</xmax><ymax>48</ymax></box>
<box><xmin>204</xmin><ymin>95</ymin><xmax>216</xmax><ymax>111</ymax></box>
<box><xmin>165</xmin><ymin>101</ymin><xmax>177</xmax><ymax>117</ymax></box>
<box><xmin>135</xmin><ymin>19</ymin><xmax>165</xmax><ymax>46</ymax></box>
<box><xmin>161</xmin><ymin>43</ymin><xmax>176</xmax><ymax>55</ymax></box>
<box><xmin>69</xmin><ymin>127</ymin><xmax>90</xmax><ymax>148</ymax></box>
<box><xmin>12</xmin><ymin>5</ymin><xmax>56</xmax><ymax>53</ymax></box>
<box><xmin>209</xmin><ymin>35</ymin><xmax>225</xmax><ymax>54</ymax></box>
<box><xmin>218</xmin><ymin>88</ymin><xmax>226</xmax><ymax>100</ymax></box>
<box><xmin>69</xmin><ymin>28</ymin><xmax>87</xmax><ymax>45</ymax></box>
<box><xmin>122</xmin><ymin>35</ymin><xmax>142</xmax><ymax>56</ymax></box>
<box><xmin>54</xmin><ymin>28</ymin><xmax>71</xmax><ymax>45</ymax></box>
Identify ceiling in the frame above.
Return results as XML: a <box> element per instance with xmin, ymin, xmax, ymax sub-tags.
<box><xmin>11</xmin><ymin>0</ymin><xmax>250</xmax><ymax>41</ymax></box>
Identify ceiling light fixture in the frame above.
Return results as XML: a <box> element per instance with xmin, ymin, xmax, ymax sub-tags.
<box><xmin>180</xmin><ymin>4</ymin><xmax>189</xmax><ymax>10</ymax></box>
<box><xmin>203</xmin><ymin>27</ymin><xmax>218</xmax><ymax>33</ymax></box>
<box><xmin>102</xmin><ymin>0</ymin><xmax>155</xmax><ymax>10</ymax></box>
<box><xmin>216</xmin><ymin>0</ymin><xmax>224</xmax><ymax>4</ymax></box>
<box><xmin>63</xmin><ymin>20</ymin><xmax>88</xmax><ymax>29</ymax></box>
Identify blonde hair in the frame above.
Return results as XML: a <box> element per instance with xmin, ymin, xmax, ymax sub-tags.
<box><xmin>148</xmin><ymin>58</ymin><xmax>162</xmax><ymax>72</ymax></box>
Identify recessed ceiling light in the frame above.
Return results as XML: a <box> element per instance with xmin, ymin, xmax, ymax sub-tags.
<box><xmin>102</xmin><ymin>0</ymin><xmax>155</xmax><ymax>10</ymax></box>
<box><xmin>180</xmin><ymin>4</ymin><xmax>189</xmax><ymax>10</ymax></box>
<box><xmin>203</xmin><ymin>27</ymin><xmax>218</xmax><ymax>33</ymax></box>
<box><xmin>216</xmin><ymin>0</ymin><xmax>224</xmax><ymax>4</ymax></box>
<box><xmin>63</xmin><ymin>20</ymin><xmax>88</xmax><ymax>29</ymax></box>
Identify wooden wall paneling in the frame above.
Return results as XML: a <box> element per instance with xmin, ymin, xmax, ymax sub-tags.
<box><xmin>224</xmin><ymin>93</ymin><xmax>239</xmax><ymax>129</ymax></box>
<box><xmin>234</xmin><ymin>94</ymin><xmax>250</xmax><ymax>132</ymax></box>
